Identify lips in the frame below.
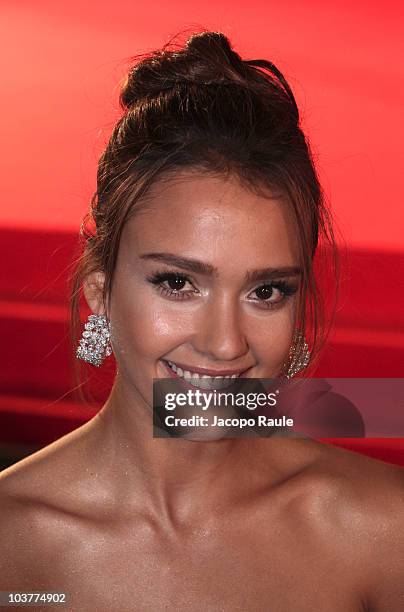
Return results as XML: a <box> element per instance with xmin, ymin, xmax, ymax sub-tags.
<box><xmin>167</xmin><ymin>359</ymin><xmax>249</xmax><ymax>376</ymax></box>
<box><xmin>162</xmin><ymin>360</ymin><xmax>247</xmax><ymax>390</ymax></box>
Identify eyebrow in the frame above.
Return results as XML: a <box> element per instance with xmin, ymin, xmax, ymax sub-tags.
<box><xmin>139</xmin><ymin>252</ymin><xmax>302</xmax><ymax>282</ymax></box>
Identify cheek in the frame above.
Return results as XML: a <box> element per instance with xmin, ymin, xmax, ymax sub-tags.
<box><xmin>109</xmin><ymin>280</ymin><xmax>191</xmax><ymax>361</ymax></box>
<box><xmin>247</xmin><ymin>306</ymin><xmax>295</xmax><ymax>368</ymax></box>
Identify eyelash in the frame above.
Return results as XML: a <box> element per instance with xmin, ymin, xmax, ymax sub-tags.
<box><xmin>146</xmin><ymin>270</ymin><xmax>298</xmax><ymax>310</ymax></box>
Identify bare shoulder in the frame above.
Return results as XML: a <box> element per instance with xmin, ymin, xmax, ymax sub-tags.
<box><xmin>293</xmin><ymin>439</ymin><xmax>404</xmax><ymax>509</ymax></box>
<box><xmin>0</xmin><ymin>420</ymin><xmax>104</xmax><ymax>589</ymax></box>
<box><xmin>0</xmin><ymin>478</ymin><xmax>50</xmax><ymax>589</ymax></box>
<box><xmin>0</xmin><ymin>418</ymin><xmax>98</xmax><ymax>506</ymax></box>
<box><xmin>278</xmin><ymin>439</ymin><xmax>404</xmax><ymax>546</ymax></box>
<box><xmin>287</xmin><ymin>441</ymin><xmax>404</xmax><ymax>609</ymax></box>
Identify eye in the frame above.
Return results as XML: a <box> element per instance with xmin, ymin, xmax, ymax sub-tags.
<box><xmin>147</xmin><ymin>271</ymin><xmax>198</xmax><ymax>300</ymax></box>
<box><xmin>248</xmin><ymin>281</ymin><xmax>298</xmax><ymax>309</ymax></box>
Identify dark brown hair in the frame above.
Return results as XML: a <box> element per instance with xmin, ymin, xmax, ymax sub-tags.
<box><xmin>69</xmin><ymin>30</ymin><xmax>338</xmax><ymax>395</ymax></box>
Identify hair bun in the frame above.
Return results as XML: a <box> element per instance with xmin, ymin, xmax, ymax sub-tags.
<box><xmin>120</xmin><ymin>31</ymin><xmax>248</xmax><ymax>109</ymax></box>
<box><xmin>120</xmin><ymin>30</ymin><xmax>298</xmax><ymax>123</ymax></box>
<box><xmin>184</xmin><ymin>31</ymin><xmax>247</xmax><ymax>79</ymax></box>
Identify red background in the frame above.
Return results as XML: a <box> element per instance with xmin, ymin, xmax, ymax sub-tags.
<box><xmin>0</xmin><ymin>1</ymin><xmax>403</xmax><ymax>464</ymax></box>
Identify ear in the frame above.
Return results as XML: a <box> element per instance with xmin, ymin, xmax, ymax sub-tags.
<box><xmin>83</xmin><ymin>271</ymin><xmax>106</xmax><ymax>316</ymax></box>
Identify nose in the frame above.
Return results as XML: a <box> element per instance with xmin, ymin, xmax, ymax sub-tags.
<box><xmin>191</xmin><ymin>293</ymin><xmax>248</xmax><ymax>362</ymax></box>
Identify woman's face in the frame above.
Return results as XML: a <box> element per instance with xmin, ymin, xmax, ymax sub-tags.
<box><xmin>94</xmin><ymin>170</ymin><xmax>301</xmax><ymax>407</ymax></box>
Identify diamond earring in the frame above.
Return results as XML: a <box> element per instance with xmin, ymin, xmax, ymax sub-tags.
<box><xmin>76</xmin><ymin>314</ymin><xmax>113</xmax><ymax>367</ymax></box>
<box><xmin>285</xmin><ymin>330</ymin><xmax>310</xmax><ymax>379</ymax></box>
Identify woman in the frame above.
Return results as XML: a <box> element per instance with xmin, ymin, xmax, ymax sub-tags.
<box><xmin>1</xmin><ymin>31</ymin><xmax>403</xmax><ymax>610</ymax></box>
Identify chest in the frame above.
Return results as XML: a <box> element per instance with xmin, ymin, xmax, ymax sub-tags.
<box><xmin>43</xmin><ymin>524</ymin><xmax>363</xmax><ymax>611</ymax></box>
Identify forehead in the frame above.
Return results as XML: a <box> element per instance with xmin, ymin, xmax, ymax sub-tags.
<box><xmin>121</xmin><ymin>170</ymin><xmax>299</xmax><ymax>266</ymax></box>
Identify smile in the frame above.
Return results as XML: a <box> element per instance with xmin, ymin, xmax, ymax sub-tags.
<box><xmin>163</xmin><ymin>360</ymin><xmax>245</xmax><ymax>390</ymax></box>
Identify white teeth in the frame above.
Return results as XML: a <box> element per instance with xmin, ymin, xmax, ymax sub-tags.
<box><xmin>165</xmin><ymin>361</ymin><xmax>240</xmax><ymax>390</ymax></box>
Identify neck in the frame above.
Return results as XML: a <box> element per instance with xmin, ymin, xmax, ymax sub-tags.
<box><xmin>89</xmin><ymin>372</ymin><xmax>318</xmax><ymax>524</ymax></box>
